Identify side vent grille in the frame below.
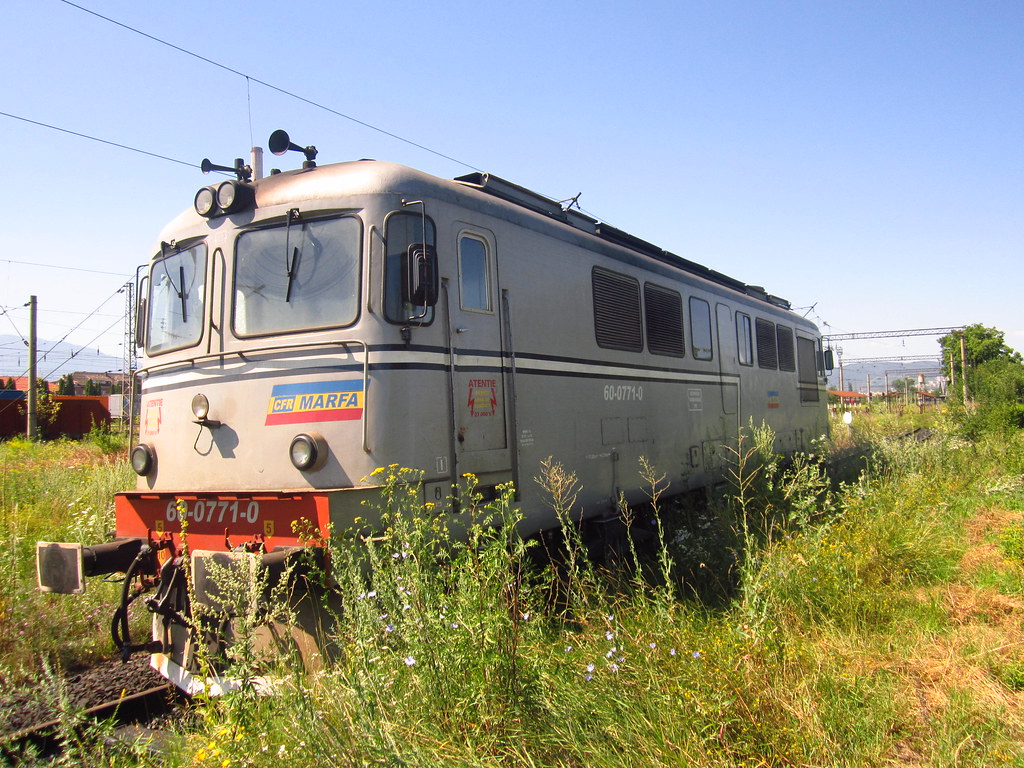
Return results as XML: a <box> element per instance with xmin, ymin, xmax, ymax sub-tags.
<box><xmin>644</xmin><ymin>283</ymin><xmax>685</xmax><ymax>357</ymax></box>
<box><xmin>756</xmin><ymin>318</ymin><xmax>778</xmax><ymax>370</ymax></box>
<box><xmin>593</xmin><ymin>267</ymin><xmax>642</xmax><ymax>352</ymax></box>
<box><xmin>776</xmin><ymin>325</ymin><xmax>796</xmax><ymax>372</ymax></box>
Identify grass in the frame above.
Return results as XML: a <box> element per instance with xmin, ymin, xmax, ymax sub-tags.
<box><xmin>5</xmin><ymin>413</ymin><xmax>1024</xmax><ymax>767</ymax></box>
<box><xmin>0</xmin><ymin>431</ymin><xmax>134</xmax><ymax>684</ymax></box>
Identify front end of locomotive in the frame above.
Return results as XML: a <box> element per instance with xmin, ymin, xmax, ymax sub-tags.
<box><xmin>37</xmin><ymin>134</ymin><xmax>452</xmax><ymax>693</ymax></box>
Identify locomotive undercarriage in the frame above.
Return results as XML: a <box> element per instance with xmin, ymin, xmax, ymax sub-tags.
<box><xmin>37</xmin><ymin>533</ymin><xmax>337</xmax><ymax>695</ymax></box>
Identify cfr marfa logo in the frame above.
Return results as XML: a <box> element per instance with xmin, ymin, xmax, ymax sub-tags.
<box><xmin>265</xmin><ymin>379</ymin><xmax>364</xmax><ymax>425</ymax></box>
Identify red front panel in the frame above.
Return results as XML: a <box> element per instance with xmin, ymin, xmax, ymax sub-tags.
<box><xmin>115</xmin><ymin>491</ymin><xmax>331</xmax><ymax>552</ymax></box>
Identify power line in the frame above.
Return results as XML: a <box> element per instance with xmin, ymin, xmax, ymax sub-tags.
<box><xmin>0</xmin><ymin>110</ymin><xmax>196</xmax><ymax>168</ymax></box>
<box><xmin>38</xmin><ymin>287</ymin><xmax>124</xmax><ymax>366</ymax></box>
<box><xmin>42</xmin><ymin>316</ymin><xmax>124</xmax><ymax>381</ymax></box>
<box><xmin>0</xmin><ymin>305</ymin><xmax>28</xmax><ymax>346</ymax></box>
<box><xmin>57</xmin><ymin>0</ymin><xmax>484</xmax><ymax>173</ymax></box>
<box><xmin>0</xmin><ymin>257</ymin><xmax>132</xmax><ymax>278</ymax></box>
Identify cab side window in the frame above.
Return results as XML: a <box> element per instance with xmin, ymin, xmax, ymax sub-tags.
<box><xmin>459</xmin><ymin>234</ymin><xmax>491</xmax><ymax>312</ymax></box>
<box><xmin>384</xmin><ymin>211</ymin><xmax>437</xmax><ymax>324</ymax></box>
<box><xmin>689</xmin><ymin>297</ymin><xmax>713</xmax><ymax>360</ymax></box>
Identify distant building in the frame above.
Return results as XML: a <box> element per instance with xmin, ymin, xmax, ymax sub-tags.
<box><xmin>6</xmin><ymin>377</ymin><xmax>59</xmax><ymax>393</ymax></box>
<box><xmin>67</xmin><ymin>371</ymin><xmax>131</xmax><ymax>396</ymax></box>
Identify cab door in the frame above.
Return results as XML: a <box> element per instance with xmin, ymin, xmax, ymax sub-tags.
<box><xmin>447</xmin><ymin>226</ymin><xmax>509</xmax><ymax>476</ymax></box>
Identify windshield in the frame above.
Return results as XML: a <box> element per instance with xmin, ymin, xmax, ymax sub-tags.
<box><xmin>233</xmin><ymin>215</ymin><xmax>361</xmax><ymax>336</ymax></box>
<box><xmin>147</xmin><ymin>243</ymin><xmax>207</xmax><ymax>353</ymax></box>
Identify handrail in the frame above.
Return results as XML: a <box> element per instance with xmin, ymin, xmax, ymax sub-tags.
<box><xmin>501</xmin><ymin>289</ymin><xmax>521</xmax><ymax>498</ymax></box>
<box><xmin>139</xmin><ymin>338</ymin><xmax>372</xmax><ymax>451</ymax></box>
<box><xmin>137</xmin><ymin>338</ymin><xmax>357</xmax><ymax>376</ymax></box>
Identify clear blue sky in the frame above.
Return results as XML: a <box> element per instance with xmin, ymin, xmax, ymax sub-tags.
<box><xmin>1</xmin><ymin>0</ymin><xmax>1021</xmax><ymax>376</ymax></box>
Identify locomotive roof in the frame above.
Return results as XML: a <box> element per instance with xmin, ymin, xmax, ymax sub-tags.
<box><xmin>452</xmin><ymin>170</ymin><xmax>793</xmax><ymax>312</ymax></box>
<box><xmin>167</xmin><ymin>158</ymin><xmax>796</xmax><ymax>313</ymax></box>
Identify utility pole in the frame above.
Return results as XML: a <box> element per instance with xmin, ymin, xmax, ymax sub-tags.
<box><xmin>27</xmin><ymin>295</ymin><xmax>37</xmax><ymax>440</ymax></box>
<box><xmin>960</xmin><ymin>332</ymin><xmax>969</xmax><ymax>403</ymax></box>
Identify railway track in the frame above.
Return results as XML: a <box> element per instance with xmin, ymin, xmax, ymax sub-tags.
<box><xmin>1</xmin><ymin>660</ymin><xmax>186</xmax><ymax>762</ymax></box>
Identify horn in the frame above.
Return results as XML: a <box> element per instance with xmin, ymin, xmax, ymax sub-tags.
<box><xmin>268</xmin><ymin>130</ymin><xmax>318</xmax><ymax>164</ymax></box>
<box><xmin>201</xmin><ymin>158</ymin><xmax>237</xmax><ymax>174</ymax></box>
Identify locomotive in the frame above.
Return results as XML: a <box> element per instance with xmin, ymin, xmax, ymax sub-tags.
<box><xmin>37</xmin><ymin>131</ymin><xmax>830</xmax><ymax>693</ymax></box>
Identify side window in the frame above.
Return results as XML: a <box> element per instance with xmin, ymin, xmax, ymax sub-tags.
<box><xmin>458</xmin><ymin>234</ymin><xmax>491</xmax><ymax>312</ymax></box>
<box><xmin>736</xmin><ymin>312</ymin><xmax>753</xmax><ymax>366</ymax></box>
<box><xmin>644</xmin><ymin>283</ymin><xmax>684</xmax><ymax>357</ymax></box>
<box><xmin>776</xmin><ymin>324</ymin><xmax>796</xmax><ymax>372</ymax></box>
<box><xmin>384</xmin><ymin>211</ymin><xmax>436</xmax><ymax>324</ymax></box>
<box><xmin>688</xmin><ymin>297</ymin><xmax>713</xmax><ymax>361</ymax></box>
<box><xmin>756</xmin><ymin>318</ymin><xmax>778</xmax><ymax>369</ymax></box>
<box><xmin>797</xmin><ymin>336</ymin><xmax>820</xmax><ymax>401</ymax></box>
<box><xmin>592</xmin><ymin>267</ymin><xmax>642</xmax><ymax>351</ymax></box>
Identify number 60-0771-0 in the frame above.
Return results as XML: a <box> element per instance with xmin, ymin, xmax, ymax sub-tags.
<box><xmin>603</xmin><ymin>384</ymin><xmax>643</xmax><ymax>401</ymax></box>
<box><xmin>165</xmin><ymin>499</ymin><xmax>260</xmax><ymax>524</ymax></box>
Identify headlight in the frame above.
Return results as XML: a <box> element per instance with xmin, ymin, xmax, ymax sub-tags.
<box><xmin>191</xmin><ymin>393</ymin><xmax>210</xmax><ymax>420</ymax></box>
<box><xmin>215</xmin><ymin>180</ymin><xmax>254</xmax><ymax>214</ymax></box>
<box><xmin>131</xmin><ymin>444</ymin><xmax>155</xmax><ymax>476</ymax></box>
<box><xmin>194</xmin><ymin>187</ymin><xmax>216</xmax><ymax>217</ymax></box>
<box><xmin>216</xmin><ymin>180</ymin><xmax>238</xmax><ymax>210</ymax></box>
<box><xmin>289</xmin><ymin>433</ymin><xmax>327</xmax><ymax>472</ymax></box>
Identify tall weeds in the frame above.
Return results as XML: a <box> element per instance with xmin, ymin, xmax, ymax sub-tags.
<box><xmin>7</xmin><ymin>419</ymin><xmax>1024</xmax><ymax>767</ymax></box>
<box><xmin>0</xmin><ymin>438</ymin><xmax>134</xmax><ymax>683</ymax></box>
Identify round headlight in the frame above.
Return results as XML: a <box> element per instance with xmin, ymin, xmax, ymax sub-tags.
<box><xmin>194</xmin><ymin>186</ymin><xmax>216</xmax><ymax>217</ymax></box>
<box><xmin>216</xmin><ymin>180</ymin><xmax>238</xmax><ymax>211</ymax></box>
<box><xmin>131</xmin><ymin>444</ymin><xmax>155</xmax><ymax>476</ymax></box>
<box><xmin>290</xmin><ymin>433</ymin><xmax>327</xmax><ymax>472</ymax></box>
<box><xmin>215</xmin><ymin>180</ymin><xmax>254</xmax><ymax>214</ymax></box>
<box><xmin>191</xmin><ymin>393</ymin><xmax>210</xmax><ymax>420</ymax></box>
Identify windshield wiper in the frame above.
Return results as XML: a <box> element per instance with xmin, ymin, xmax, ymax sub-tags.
<box><xmin>158</xmin><ymin>242</ymin><xmax>188</xmax><ymax>322</ymax></box>
<box><xmin>285</xmin><ymin>246</ymin><xmax>300</xmax><ymax>303</ymax></box>
<box><xmin>283</xmin><ymin>208</ymin><xmax>302</xmax><ymax>303</ymax></box>
<box><xmin>178</xmin><ymin>265</ymin><xmax>188</xmax><ymax>323</ymax></box>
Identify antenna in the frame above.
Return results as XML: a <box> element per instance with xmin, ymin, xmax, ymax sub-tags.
<box><xmin>268</xmin><ymin>130</ymin><xmax>317</xmax><ymax>168</ymax></box>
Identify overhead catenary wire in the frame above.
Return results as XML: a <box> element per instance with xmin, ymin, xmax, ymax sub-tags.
<box><xmin>0</xmin><ymin>306</ymin><xmax>29</xmax><ymax>347</ymax></box>
<box><xmin>0</xmin><ymin>111</ymin><xmax>196</xmax><ymax>169</ymax></box>
<box><xmin>56</xmin><ymin>0</ymin><xmax>484</xmax><ymax>174</ymax></box>
<box><xmin>15</xmin><ymin>2</ymin><xmax>611</xmax><ymax>223</ymax></box>
<box><xmin>41</xmin><ymin>315</ymin><xmax>124</xmax><ymax>381</ymax></box>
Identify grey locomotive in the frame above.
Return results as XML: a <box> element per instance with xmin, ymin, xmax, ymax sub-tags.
<box><xmin>37</xmin><ymin>131</ymin><xmax>830</xmax><ymax>693</ymax></box>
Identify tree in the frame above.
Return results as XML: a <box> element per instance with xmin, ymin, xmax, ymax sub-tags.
<box><xmin>890</xmin><ymin>377</ymin><xmax>916</xmax><ymax>394</ymax></box>
<box><xmin>940</xmin><ymin>325</ymin><xmax>1024</xmax><ymax>435</ymax></box>
<box><xmin>84</xmin><ymin>378</ymin><xmax>99</xmax><ymax>396</ymax></box>
<box><xmin>939</xmin><ymin>324</ymin><xmax>1022</xmax><ymax>394</ymax></box>
<box><xmin>3</xmin><ymin>377</ymin><xmax>15</xmax><ymax>390</ymax></box>
<box><xmin>57</xmin><ymin>374</ymin><xmax>75</xmax><ymax>395</ymax></box>
<box><xmin>18</xmin><ymin>379</ymin><xmax>62</xmax><ymax>433</ymax></box>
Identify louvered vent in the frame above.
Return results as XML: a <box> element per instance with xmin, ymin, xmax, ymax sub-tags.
<box><xmin>592</xmin><ymin>267</ymin><xmax>642</xmax><ymax>351</ymax></box>
<box><xmin>756</xmin><ymin>318</ymin><xmax>778</xmax><ymax>370</ymax></box>
<box><xmin>776</xmin><ymin>325</ymin><xmax>796</xmax><ymax>372</ymax></box>
<box><xmin>644</xmin><ymin>283</ymin><xmax>684</xmax><ymax>357</ymax></box>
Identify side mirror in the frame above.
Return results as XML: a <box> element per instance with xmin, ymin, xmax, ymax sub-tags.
<box><xmin>823</xmin><ymin>348</ymin><xmax>835</xmax><ymax>373</ymax></box>
<box><xmin>135</xmin><ymin>298</ymin><xmax>147</xmax><ymax>348</ymax></box>
<box><xmin>403</xmin><ymin>243</ymin><xmax>439</xmax><ymax>308</ymax></box>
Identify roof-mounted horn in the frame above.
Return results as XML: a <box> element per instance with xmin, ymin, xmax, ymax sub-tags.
<box><xmin>268</xmin><ymin>130</ymin><xmax>317</xmax><ymax>169</ymax></box>
<box><xmin>200</xmin><ymin>157</ymin><xmax>252</xmax><ymax>182</ymax></box>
